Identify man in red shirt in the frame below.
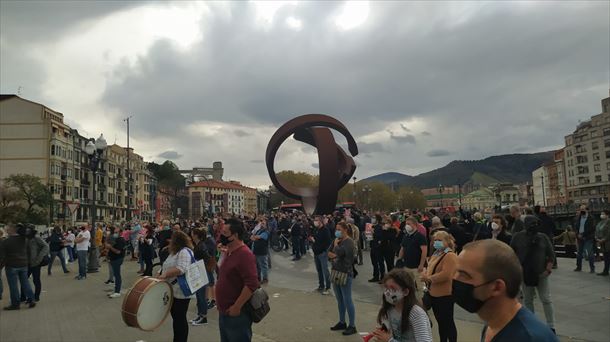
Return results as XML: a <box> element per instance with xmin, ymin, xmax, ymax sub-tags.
<box><xmin>216</xmin><ymin>218</ymin><xmax>259</xmax><ymax>342</ymax></box>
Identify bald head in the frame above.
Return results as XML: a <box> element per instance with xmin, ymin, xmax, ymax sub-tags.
<box><xmin>460</xmin><ymin>239</ymin><xmax>523</xmax><ymax>298</ymax></box>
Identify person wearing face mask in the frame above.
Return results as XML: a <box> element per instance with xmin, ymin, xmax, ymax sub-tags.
<box><xmin>453</xmin><ymin>239</ymin><xmax>558</xmax><ymax>342</ymax></box>
<box><xmin>215</xmin><ymin>218</ymin><xmax>259</xmax><ymax>342</ymax></box>
<box><xmin>397</xmin><ymin>217</ymin><xmax>428</xmax><ymax>300</ymax></box>
<box><xmin>379</xmin><ymin>217</ymin><xmax>397</xmax><ymax>274</ymax></box>
<box><xmin>370</xmin><ymin>268</ymin><xmax>432</xmax><ymax>342</ymax></box>
<box><xmin>510</xmin><ymin>216</ymin><xmax>556</xmax><ymax>333</ymax></box>
<box><xmin>490</xmin><ymin>214</ymin><xmax>512</xmax><ymax>246</ymax></box>
<box><xmin>104</xmin><ymin>226</ymin><xmax>126</xmax><ymax>298</ymax></box>
<box><xmin>369</xmin><ymin>214</ymin><xmax>387</xmax><ymax>283</ymax></box>
<box><xmin>472</xmin><ymin>212</ymin><xmax>492</xmax><ymax>241</ymax></box>
<box><xmin>573</xmin><ymin>205</ymin><xmax>596</xmax><ymax>273</ymax></box>
<box><xmin>328</xmin><ymin>222</ymin><xmax>357</xmax><ymax>336</ymax></box>
<box><xmin>420</xmin><ymin>231</ymin><xmax>457</xmax><ymax>342</ymax></box>
<box><xmin>595</xmin><ymin>210</ymin><xmax>610</xmax><ymax>276</ymax></box>
<box><xmin>311</xmin><ymin>215</ymin><xmax>332</xmax><ymax>294</ymax></box>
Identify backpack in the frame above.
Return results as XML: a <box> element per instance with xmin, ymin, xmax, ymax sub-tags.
<box><xmin>522</xmin><ymin>234</ymin><xmax>540</xmax><ymax>287</ymax></box>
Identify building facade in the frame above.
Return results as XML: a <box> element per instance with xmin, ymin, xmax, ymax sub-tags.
<box><xmin>422</xmin><ymin>185</ymin><xmax>461</xmax><ymax>208</ymax></box>
<box><xmin>563</xmin><ymin>95</ymin><xmax>610</xmax><ymax>205</ymax></box>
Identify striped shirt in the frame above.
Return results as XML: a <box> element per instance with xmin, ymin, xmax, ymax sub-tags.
<box><xmin>382</xmin><ymin>305</ymin><xmax>432</xmax><ymax>342</ymax></box>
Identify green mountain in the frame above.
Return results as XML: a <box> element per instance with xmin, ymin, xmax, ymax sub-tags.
<box><xmin>363</xmin><ymin>151</ymin><xmax>554</xmax><ymax>189</ymax></box>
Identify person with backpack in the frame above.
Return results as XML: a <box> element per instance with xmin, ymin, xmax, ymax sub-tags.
<box><xmin>510</xmin><ymin>215</ymin><xmax>557</xmax><ymax>333</ymax></box>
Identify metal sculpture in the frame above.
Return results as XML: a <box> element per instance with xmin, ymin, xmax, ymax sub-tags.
<box><xmin>265</xmin><ymin>114</ymin><xmax>359</xmax><ymax>215</ymax></box>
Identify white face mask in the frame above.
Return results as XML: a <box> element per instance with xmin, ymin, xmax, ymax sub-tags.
<box><xmin>601</xmin><ymin>214</ymin><xmax>607</xmax><ymax>220</ymax></box>
<box><xmin>491</xmin><ymin>222</ymin><xmax>500</xmax><ymax>230</ymax></box>
<box><xmin>405</xmin><ymin>225</ymin><xmax>415</xmax><ymax>234</ymax></box>
<box><xmin>383</xmin><ymin>289</ymin><xmax>405</xmax><ymax>305</ymax></box>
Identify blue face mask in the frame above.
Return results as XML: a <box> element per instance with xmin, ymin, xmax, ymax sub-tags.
<box><xmin>113</xmin><ymin>233</ymin><xmax>119</xmax><ymax>239</ymax></box>
<box><xmin>335</xmin><ymin>230</ymin><xmax>342</xmax><ymax>239</ymax></box>
<box><xmin>433</xmin><ymin>240</ymin><xmax>444</xmax><ymax>250</ymax></box>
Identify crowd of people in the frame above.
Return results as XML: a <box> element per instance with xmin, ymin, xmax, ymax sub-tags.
<box><xmin>0</xmin><ymin>201</ymin><xmax>608</xmax><ymax>342</ymax></box>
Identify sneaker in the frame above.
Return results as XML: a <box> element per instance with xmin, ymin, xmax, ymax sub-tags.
<box><xmin>27</xmin><ymin>301</ymin><xmax>36</xmax><ymax>308</ymax></box>
<box><xmin>368</xmin><ymin>278</ymin><xmax>379</xmax><ymax>283</ymax></box>
<box><xmin>573</xmin><ymin>268</ymin><xmax>582</xmax><ymax>272</ymax></box>
<box><xmin>104</xmin><ymin>280</ymin><xmax>115</xmax><ymax>284</ymax></box>
<box><xmin>192</xmin><ymin>316</ymin><xmax>208</xmax><ymax>325</ymax></box>
<box><xmin>207</xmin><ymin>300</ymin><xmax>216</xmax><ymax>309</ymax></box>
<box><xmin>590</xmin><ymin>269</ymin><xmax>596</xmax><ymax>274</ymax></box>
<box><xmin>321</xmin><ymin>290</ymin><xmax>330</xmax><ymax>295</ymax></box>
<box><xmin>330</xmin><ymin>322</ymin><xmax>347</xmax><ymax>331</ymax></box>
<box><xmin>261</xmin><ymin>279</ymin><xmax>269</xmax><ymax>285</ymax></box>
<box><xmin>342</xmin><ymin>326</ymin><xmax>357</xmax><ymax>336</ymax></box>
<box><xmin>190</xmin><ymin>315</ymin><xmax>201</xmax><ymax>323</ymax></box>
<box><xmin>314</xmin><ymin>287</ymin><xmax>323</xmax><ymax>292</ymax></box>
<box><xmin>108</xmin><ymin>292</ymin><xmax>121</xmax><ymax>298</ymax></box>
<box><xmin>3</xmin><ymin>305</ymin><xmax>20</xmax><ymax>311</ymax></box>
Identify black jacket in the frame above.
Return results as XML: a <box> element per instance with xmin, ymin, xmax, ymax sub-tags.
<box><xmin>448</xmin><ymin>224</ymin><xmax>468</xmax><ymax>250</ymax></box>
<box><xmin>0</xmin><ymin>235</ymin><xmax>28</xmax><ymax>268</ymax></box>
<box><xmin>312</xmin><ymin>226</ymin><xmax>332</xmax><ymax>255</ymax></box>
<box><xmin>194</xmin><ymin>240</ymin><xmax>212</xmax><ymax>262</ymax></box>
<box><xmin>494</xmin><ymin>230</ymin><xmax>512</xmax><ymax>246</ymax></box>
<box><xmin>573</xmin><ymin>215</ymin><xmax>596</xmax><ymax>240</ymax></box>
<box><xmin>537</xmin><ymin>213</ymin><xmax>556</xmax><ymax>240</ymax></box>
<box><xmin>48</xmin><ymin>232</ymin><xmax>65</xmax><ymax>252</ymax></box>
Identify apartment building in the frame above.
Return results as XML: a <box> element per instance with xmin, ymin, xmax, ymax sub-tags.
<box><xmin>563</xmin><ymin>95</ymin><xmax>610</xmax><ymax>204</ymax></box>
<box><xmin>188</xmin><ymin>179</ymin><xmax>257</xmax><ymax>218</ymax></box>
<box><xmin>1</xmin><ymin>94</ymin><xmax>156</xmax><ymax>224</ymax></box>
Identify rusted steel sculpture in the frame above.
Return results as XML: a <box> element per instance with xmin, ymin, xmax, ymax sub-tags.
<box><xmin>265</xmin><ymin>114</ymin><xmax>359</xmax><ymax>215</ymax></box>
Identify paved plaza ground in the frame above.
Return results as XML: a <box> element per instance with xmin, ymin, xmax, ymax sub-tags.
<box><xmin>0</xmin><ymin>250</ymin><xmax>608</xmax><ymax>342</ymax></box>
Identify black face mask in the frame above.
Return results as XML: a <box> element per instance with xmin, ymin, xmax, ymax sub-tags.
<box><xmin>452</xmin><ymin>279</ymin><xmax>494</xmax><ymax>313</ymax></box>
<box><xmin>580</xmin><ymin>211</ymin><xmax>586</xmax><ymax>216</ymax></box>
<box><xmin>219</xmin><ymin>234</ymin><xmax>233</xmax><ymax>246</ymax></box>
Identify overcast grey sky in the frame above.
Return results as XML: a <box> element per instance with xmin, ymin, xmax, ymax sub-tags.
<box><xmin>1</xmin><ymin>1</ymin><xmax>608</xmax><ymax>187</ymax></box>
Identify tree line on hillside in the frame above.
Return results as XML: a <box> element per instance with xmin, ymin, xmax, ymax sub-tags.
<box><xmin>268</xmin><ymin>170</ymin><xmax>426</xmax><ymax>212</ymax></box>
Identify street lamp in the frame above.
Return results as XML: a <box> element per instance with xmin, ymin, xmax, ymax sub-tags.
<box><xmin>85</xmin><ymin>133</ymin><xmax>107</xmax><ymax>273</ymax></box>
<box><xmin>362</xmin><ymin>186</ymin><xmax>372</xmax><ymax>211</ymax></box>
<box><xmin>352</xmin><ymin>176</ymin><xmax>357</xmax><ymax>204</ymax></box>
<box><xmin>437</xmin><ymin>184</ymin><xmax>445</xmax><ymax>209</ymax></box>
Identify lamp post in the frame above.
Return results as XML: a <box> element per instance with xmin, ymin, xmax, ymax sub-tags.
<box><xmin>541</xmin><ymin>174</ymin><xmax>546</xmax><ymax>206</ymax></box>
<box><xmin>437</xmin><ymin>184</ymin><xmax>445</xmax><ymax>209</ymax></box>
<box><xmin>352</xmin><ymin>176</ymin><xmax>357</xmax><ymax>204</ymax></box>
<box><xmin>458</xmin><ymin>183</ymin><xmax>462</xmax><ymax>207</ymax></box>
<box><xmin>85</xmin><ymin>134</ymin><xmax>107</xmax><ymax>273</ymax></box>
<box><xmin>362</xmin><ymin>186</ymin><xmax>372</xmax><ymax>211</ymax></box>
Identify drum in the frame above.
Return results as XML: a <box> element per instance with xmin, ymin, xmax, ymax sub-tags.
<box><xmin>122</xmin><ymin>277</ymin><xmax>173</xmax><ymax>331</ymax></box>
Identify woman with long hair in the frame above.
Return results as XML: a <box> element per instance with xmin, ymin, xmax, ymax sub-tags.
<box><xmin>190</xmin><ymin>228</ymin><xmax>210</xmax><ymax>326</ymax></box>
<box><xmin>421</xmin><ymin>231</ymin><xmax>458</xmax><ymax>342</ymax></box>
<box><xmin>328</xmin><ymin>222</ymin><xmax>357</xmax><ymax>336</ymax></box>
<box><xmin>158</xmin><ymin>231</ymin><xmax>195</xmax><ymax>342</ymax></box>
<box><xmin>373</xmin><ymin>268</ymin><xmax>432</xmax><ymax>342</ymax></box>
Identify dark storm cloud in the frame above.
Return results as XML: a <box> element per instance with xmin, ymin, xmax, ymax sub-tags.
<box><xmin>101</xmin><ymin>1</ymin><xmax>608</xmax><ymax>158</ymax></box>
<box><xmin>357</xmin><ymin>142</ymin><xmax>386</xmax><ymax>154</ymax></box>
<box><xmin>389</xmin><ymin>132</ymin><xmax>417</xmax><ymax>144</ymax></box>
<box><xmin>0</xmin><ymin>1</ymin><xmax>144</xmax><ymax>44</ymax></box>
<box><xmin>426</xmin><ymin>149</ymin><xmax>451</xmax><ymax>157</ymax></box>
<box><xmin>234</xmin><ymin>129</ymin><xmax>251</xmax><ymax>137</ymax></box>
<box><xmin>158</xmin><ymin>150</ymin><xmax>182</xmax><ymax>160</ymax></box>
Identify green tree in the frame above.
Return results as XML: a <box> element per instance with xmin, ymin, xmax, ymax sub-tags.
<box><xmin>147</xmin><ymin>161</ymin><xmax>187</xmax><ymax>218</ymax></box>
<box><xmin>396</xmin><ymin>186</ymin><xmax>427</xmax><ymax>210</ymax></box>
<box><xmin>2</xmin><ymin>174</ymin><xmax>53</xmax><ymax>224</ymax></box>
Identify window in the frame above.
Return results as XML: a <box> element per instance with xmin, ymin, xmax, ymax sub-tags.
<box><xmin>592</xmin><ymin>141</ymin><xmax>599</xmax><ymax>150</ymax></box>
<box><xmin>604</xmin><ymin>128</ymin><xmax>610</xmax><ymax>136</ymax></box>
<box><xmin>595</xmin><ymin>164</ymin><xmax>601</xmax><ymax>172</ymax></box>
<box><xmin>51</xmin><ymin>145</ymin><xmax>55</xmax><ymax>155</ymax></box>
<box><xmin>594</xmin><ymin>153</ymin><xmax>600</xmax><ymax>161</ymax></box>
<box><xmin>596</xmin><ymin>175</ymin><xmax>603</xmax><ymax>182</ymax></box>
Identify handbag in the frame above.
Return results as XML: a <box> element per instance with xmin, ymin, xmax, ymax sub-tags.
<box><xmin>331</xmin><ymin>268</ymin><xmax>348</xmax><ymax>286</ymax></box>
<box><xmin>39</xmin><ymin>255</ymin><xmax>50</xmax><ymax>267</ymax></box>
<box><xmin>245</xmin><ymin>287</ymin><xmax>270</xmax><ymax>323</ymax></box>
<box><xmin>422</xmin><ymin>252</ymin><xmax>449</xmax><ymax>311</ymax></box>
<box><xmin>176</xmin><ymin>249</ymin><xmax>209</xmax><ymax>296</ymax></box>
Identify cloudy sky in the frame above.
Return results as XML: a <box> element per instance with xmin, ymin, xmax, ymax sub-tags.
<box><xmin>1</xmin><ymin>1</ymin><xmax>608</xmax><ymax>188</ymax></box>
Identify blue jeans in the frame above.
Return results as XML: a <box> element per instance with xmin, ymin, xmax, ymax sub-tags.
<box><xmin>48</xmin><ymin>250</ymin><xmax>68</xmax><ymax>274</ymax></box>
<box><xmin>195</xmin><ymin>285</ymin><xmax>208</xmax><ymax>316</ymax></box>
<box><xmin>255</xmin><ymin>255</ymin><xmax>269</xmax><ymax>281</ymax></box>
<box><xmin>314</xmin><ymin>251</ymin><xmax>331</xmax><ymax>290</ymax></box>
<box><xmin>576</xmin><ymin>239</ymin><xmax>595</xmax><ymax>271</ymax></box>
<box><xmin>109</xmin><ymin>257</ymin><xmax>123</xmax><ymax>293</ymax></box>
<box><xmin>332</xmin><ymin>275</ymin><xmax>355</xmax><ymax>327</ymax></box>
<box><xmin>5</xmin><ymin>267</ymin><xmax>34</xmax><ymax>306</ymax></box>
<box><xmin>0</xmin><ymin>270</ymin><xmax>3</xmax><ymax>299</ymax></box>
<box><xmin>77</xmin><ymin>250</ymin><xmax>88</xmax><ymax>277</ymax></box>
<box><xmin>219</xmin><ymin>312</ymin><xmax>252</xmax><ymax>342</ymax></box>
<box><xmin>67</xmin><ymin>246</ymin><xmax>75</xmax><ymax>261</ymax></box>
